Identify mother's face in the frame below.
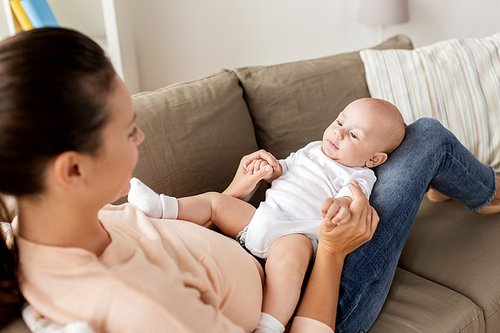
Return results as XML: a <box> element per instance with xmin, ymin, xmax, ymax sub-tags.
<box><xmin>87</xmin><ymin>75</ymin><xmax>145</xmax><ymax>204</ymax></box>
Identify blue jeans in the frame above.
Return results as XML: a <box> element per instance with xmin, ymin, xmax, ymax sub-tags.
<box><xmin>335</xmin><ymin>118</ymin><xmax>497</xmax><ymax>333</ymax></box>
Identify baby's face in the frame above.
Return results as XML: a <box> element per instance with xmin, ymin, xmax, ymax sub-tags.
<box><xmin>322</xmin><ymin>100</ymin><xmax>390</xmax><ymax>167</ymax></box>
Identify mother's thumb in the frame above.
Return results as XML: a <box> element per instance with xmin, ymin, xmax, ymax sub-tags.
<box><xmin>320</xmin><ymin>217</ymin><xmax>337</xmax><ymax>233</ymax></box>
<box><xmin>254</xmin><ymin>165</ymin><xmax>273</xmax><ymax>179</ymax></box>
<box><xmin>348</xmin><ymin>180</ymin><xmax>364</xmax><ymax>200</ymax></box>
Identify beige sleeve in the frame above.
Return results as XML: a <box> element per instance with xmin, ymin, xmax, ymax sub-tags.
<box><xmin>289</xmin><ymin>316</ymin><xmax>335</xmax><ymax>333</ymax></box>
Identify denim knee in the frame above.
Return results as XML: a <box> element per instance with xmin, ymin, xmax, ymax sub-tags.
<box><xmin>413</xmin><ymin>116</ymin><xmax>442</xmax><ymax>129</ymax></box>
<box><xmin>411</xmin><ymin>117</ymin><xmax>448</xmax><ymax>142</ymax></box>
<box><xmin>411</xmin><ymin>117</ymin><xmax>496</xmax><ymax>210</ymax></box>
<box><xmin>408</xmin><ymin>118</ymin><xmax>453</xmax><ymax>160</ymax></box>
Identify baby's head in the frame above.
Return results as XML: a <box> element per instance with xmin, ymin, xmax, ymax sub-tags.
<box><xmin>322</xmin><ymin>98</ymin><xmax>405</xmax><ymax>168</ymax></box>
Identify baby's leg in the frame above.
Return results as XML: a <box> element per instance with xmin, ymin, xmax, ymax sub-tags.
<box><xmin>128</xmin><ymin>178</ymin><xmax>255</xmax><ymax>237</ymax></box>
<box><xmin>177</xmin><ymin>192</ymin><xmax>256</xmax><ymax>238</ymax></box>
<box><xmin>261</xmin><ymin>234</ymin><xmax>314</xmax><ymax>329</ymax></box>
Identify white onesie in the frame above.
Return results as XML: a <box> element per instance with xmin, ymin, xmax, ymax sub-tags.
<box><xmin>244</xmin><ymin>141</ymin><xmax>376</xmax><ymax>258</ymax></box>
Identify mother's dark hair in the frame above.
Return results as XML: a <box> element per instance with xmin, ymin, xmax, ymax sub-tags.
<box><xmin>0</xmin><ymin>28</ymin><xmax>116</xmax><ymax>328</ymax></box>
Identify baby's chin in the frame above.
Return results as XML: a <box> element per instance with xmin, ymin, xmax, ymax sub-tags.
<box><xmin>321</xmin><ymin>143</ymin><xmax>368</xmax><ymax>168</ymax></box>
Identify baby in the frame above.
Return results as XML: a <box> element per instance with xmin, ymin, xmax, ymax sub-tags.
<box><xmin>128</xmin><ymin>98</ymin><xmax>405</xmax><ymax>333</ymax></box>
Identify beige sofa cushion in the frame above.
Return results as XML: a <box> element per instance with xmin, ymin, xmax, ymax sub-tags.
<box><xmin>370</xmin><ymin>268</ymin><xmax>484</xmax><ymax>332</ymax></box>
<box><xmin>399</xmin><ymin>198</ymin><xmax>500</xmax><ymax>333</ymax></box>
<box><xmin>233</xmin><ymin>35</ymin><xmax>413</xmax><ymax>159</ymax></box>
<box><xmin>130</xmin><ymin>69</ymin><xmax>259</xmax><ymax>198</ymax></box>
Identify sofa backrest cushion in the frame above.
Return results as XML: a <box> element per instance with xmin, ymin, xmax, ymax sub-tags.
<box><xmin>130</xmin><ymin>69</ymin><xmax>259</xmax><ymax>199</ymax></box>
<box><xmin>361</xmin><ymin>32</ymin><xmax>500</xmax><ymax>173</ymax></box>
<box><xmin>234</xmin><ymin>35</ymin><xmax>413</xmax><ymax>160</ymax></box>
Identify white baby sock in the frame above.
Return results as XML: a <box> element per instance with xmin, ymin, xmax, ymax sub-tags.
<box><xmin>128</xmin><ymin>178</ymin><xmax>178</xmax><ymax>219</ymax></box>
<box><xmin>253</xmin><ymin>313</ymin><xmax>285</xmax><ymax>333</ymax></box>
<box><xmin>159</xmin><ymin>193</ymin><xmax>179</xmax><ymax>219</ymax></box>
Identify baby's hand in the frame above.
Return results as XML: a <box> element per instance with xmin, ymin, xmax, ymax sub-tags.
<box><xmin>320</xmin><ymin>197</ymin><xmax>351</xmax><ymax>225</ymax></box>
<box><xmin>246</xmin><ymin>158</ymin><xmax>272</xmax><ymax>174</ymax></box>
<box><xmin>242</xmin><ymin>149</ymin><xmax>280</xmax><ymax>181</ymax></box>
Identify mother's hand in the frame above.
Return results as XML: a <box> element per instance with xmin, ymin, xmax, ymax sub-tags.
<box><xmin>293</xmin><ymin>180</ymin><xmax>379</xmax><ymax>332</ymax></box>
<box><xmin>318</xmin><ymin>180</ymin><xmax>379</xmax><ymax>258</ymax></box>
<box><xmin>223</xmin><ymin>150</ymin><xmax>276</xmax><ymax>202</ymax></box>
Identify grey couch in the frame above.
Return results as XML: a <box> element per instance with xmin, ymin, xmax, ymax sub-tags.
<box><xmin>3</xmin><ymin>35</ymin><xmax>499</xmax><ymax>333</ymax></box>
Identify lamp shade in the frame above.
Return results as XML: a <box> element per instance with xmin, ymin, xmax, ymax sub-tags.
<box><xmin>357</xmin><ymin>0</ymin><xmax>409</xmax><ymax>26</ymax></box>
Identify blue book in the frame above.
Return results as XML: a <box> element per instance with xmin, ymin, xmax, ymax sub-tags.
<box><xmin>20</xmin><ymin>0</ymin><xmax>59</xmax><ymax>29</ymax></box>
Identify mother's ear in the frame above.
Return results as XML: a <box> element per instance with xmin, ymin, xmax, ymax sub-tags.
<box><xmin>365</xmin><ymin>152</ymin><xmax>388</xmax><ymax>168</ymax></box>
<box><xmin>51</xmin><ymin>151</ymin><xmax>88</xmax><ymax>190</ymax></box>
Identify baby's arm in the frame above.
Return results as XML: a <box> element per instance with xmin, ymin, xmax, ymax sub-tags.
<box><xmin>320</xmin><ymin>196</ymin><xmax>353</xmax><ymax>225</ymax></box>
<box><xmin>324</xmin><ymin>174</ymin><xmax>375</xmax><ymax>225</ymax></box>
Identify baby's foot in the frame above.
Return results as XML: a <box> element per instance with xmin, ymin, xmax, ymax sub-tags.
<box><xmin>128</xmin><ymin>178</ymin><xmax>164</xmax><ymax>218</ymax></box>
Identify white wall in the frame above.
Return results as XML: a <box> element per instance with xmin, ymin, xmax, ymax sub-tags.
<box><xmin>0</xmin><ymin>0</ymin><xmax>105</xmax><ymax>40</ymax></box>
<box><xmin>0</xmin><ymin>0</ymin><xmax>499</xmax><ymax>92</ymax></box>
<box><xmin>125</xmin><ymin>0</ymin><xmax>500</xmax><ymax>92</ymax></box>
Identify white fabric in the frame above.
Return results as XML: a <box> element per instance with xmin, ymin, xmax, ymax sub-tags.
<box><xmin>128</xmin><ymin>177</ymin><xmax>163</xmax><ymax>219</ymax></box>
<box><xmin>289</xmin><ymin>316</ymin><xmax>334</xmax><ymax>333</ymax></box>
<box><xmin>245</xmin><ymin>141</ymin><xmax>376</xmax><ymax>258</ymax></box>
<box><xmin>360</xmin><ymin>32</ymin><xmax>500</xmax><ymax>172</ymax></box>
<box><xmin>159</xmin><ymin>194</ymin><xmax>179</xmax><ymax>219</ymax></box>
<box><xmin>254</xmin><ymin>312</ymin><xmax>285</xmax><ymax>333</ymax></box>
<box><xmin>22</xmin><ymin>305</ymin><xmax>95</xmax><ymax>333</ymax></box>
<box><xmin>128</xmin><ymin>178</ymin><xmax>178</xmax><ymax>219</ymax></box>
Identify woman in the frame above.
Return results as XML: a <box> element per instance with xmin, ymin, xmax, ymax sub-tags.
<box><xmin>0</xmin><ymin>28</ymin><xmax>377</xmax><ymax>332</ymax></box>
<box><xmin>0</xmin><ymin>28</ymin><xmax>497</xmax><ymax>332</ymax></box>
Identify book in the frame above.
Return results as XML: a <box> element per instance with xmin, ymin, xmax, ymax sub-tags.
<box><xmin>10</xmin><ymin>0</ymin><xmax>34</xmax><ymax>31</ymax></box>
<box><xmin>20</xmin><ymin>0</ymin><xmax>59</xmax><ymax>29</ymax></box>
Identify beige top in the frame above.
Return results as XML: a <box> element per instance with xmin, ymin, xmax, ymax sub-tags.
<box><xmin>16</xmin><ymin>204</ymin><xmax>263</xmax><ymax>333</ymax></box>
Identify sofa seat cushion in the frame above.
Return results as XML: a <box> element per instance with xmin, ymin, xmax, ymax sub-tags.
<box><xmin>234</xmin><ymin>35</ymin><xmax>413</xmax><ymax>160</ymax></box>
<box><xmin>398</xmin><ymin>198</ymin><xmax>500</xmax><ymax>333</ymax></box>
<box><xmin>370</xmin><ymin>268</ymin><xmax>484</xmax><ymax>332</ymax></box>
<box><xmin>131</xmin><ymin>69</ymin><xmax>259</xmax><ymax>198</ymax></box>
<box><xmin>1</xmin><ymin>317</ymin><xmax>30</xmax><ymax>333</ymax></box>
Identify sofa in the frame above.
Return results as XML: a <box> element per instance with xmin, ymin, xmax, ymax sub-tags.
<box><xmin>2</xmin><ymin>34</ymin><xmax>499</xmax><ymax>333</ymax></box>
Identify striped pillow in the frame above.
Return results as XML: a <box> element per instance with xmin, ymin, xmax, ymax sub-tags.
<box><xmin>360</xmin><ymin>32</ymin><xmax>500</xmax><ymax>172</ymax></box>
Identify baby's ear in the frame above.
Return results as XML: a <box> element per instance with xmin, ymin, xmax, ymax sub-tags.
<box><xmin>365</xmin><ymin>152</ymin><xmax>388</xmax><ymax>168</ymax></box>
